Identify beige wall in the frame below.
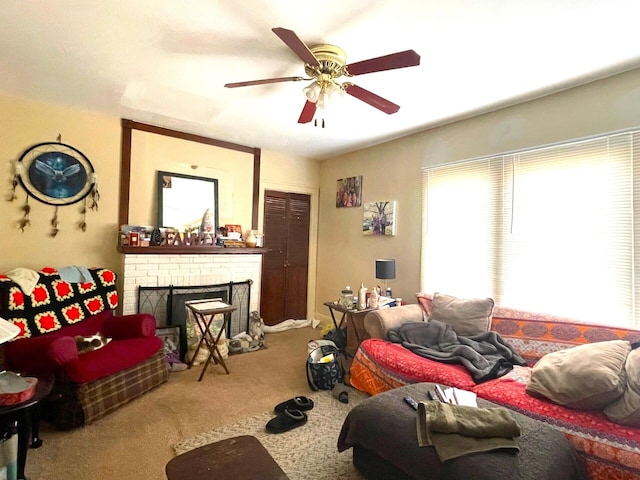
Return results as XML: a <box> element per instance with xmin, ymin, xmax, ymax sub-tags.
<box><xmin>0</xmin><ymin>94</ymin><xmax>121</xmax><ymax>273</ymax></box>
<box><xmin>316</xmin><ymin>136</ymin><xmax>424</xmax><ymax>318</ymax></box>
<box><xmin>128</xmin><ymin>130</ymin><xmax>254</xmax><ymax>232</ymax></box>
<box><xmin>0</xmin><ymin>95</ymin><xmax>321</xmax><ymax>320</ymax></box>
<box><xmin>315</xmin><ymin>68</ymin><xmax>640</xmax><ymax>319</ymax></box>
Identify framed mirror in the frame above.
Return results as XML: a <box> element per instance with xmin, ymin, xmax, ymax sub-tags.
<box><xmin>157</xmin><ymin>171</ymin><xmax>219</xmax><ymax>232</ymax></box>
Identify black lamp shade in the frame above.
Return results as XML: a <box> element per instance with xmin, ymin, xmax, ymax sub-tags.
<box><xmin>375</xmin><ymin>259</ymin><xmax>396</xmax><ymax>280</ymax></box>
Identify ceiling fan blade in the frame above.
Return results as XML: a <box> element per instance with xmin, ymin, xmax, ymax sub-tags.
<box><xmin>225</xmin><ymin>76</ymin><xmax>304</xmax><ymax>88</ymax></box>
<box><xmin>344</xmin><ymin>84</ymin><xmax>400</xmax><ymax>115</ymax></box>
<box><xmin>272</xmin><ymin>27</ymin><xmax>320</xmax><ymax>67</ymax></box>
<box><xmin>346</xmin><ymin>50</ymin><xmax>420</xmax><ymax>76</ymax></box>
<box><xmin>298</xmin><ymin>100</ymin><xmax>317</xmax><ymax>123</ymax></box>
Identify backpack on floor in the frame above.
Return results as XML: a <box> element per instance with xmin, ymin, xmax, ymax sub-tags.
<box><xmin>306</xmin><ymin>339</ymin><xmax>344</xmax><ymax>391</ymax></box>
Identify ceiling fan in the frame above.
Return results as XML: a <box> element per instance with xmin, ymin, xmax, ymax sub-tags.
<box><xmin>224</xmin><ymin>27</ymin><xmax>420</xmax><ymax>127</ymax></box>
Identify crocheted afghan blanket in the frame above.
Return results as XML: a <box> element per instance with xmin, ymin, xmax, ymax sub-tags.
<box><xmin>0</xmin><ymin>267</ymin><xmax>118</xmax><ymax>339</ymax></box>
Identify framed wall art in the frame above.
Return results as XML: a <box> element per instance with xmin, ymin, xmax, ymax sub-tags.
<box><xmin>363</xmin><ymin>201</ymin><xmax>396</xmax><ymax>236</ymax></box>
<box><xmin>11</xmin><ymin>140</ymin><xmax>100</xmax><ymax>235</ymax></box>
<box><xmin>336</xmin><ymin>175</ymin><xmax>362</xmax><ymax>208</ymax></box>
<box><xmin>16</xmin><ymin>142</ymin><xmax>97</xmax><ymax>206</ymax></box>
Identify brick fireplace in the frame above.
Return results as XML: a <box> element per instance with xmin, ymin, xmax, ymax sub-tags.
<box><xmin>120</xmin><ymin>252</ymin><xmax>264</xmax><ymax>316</ymax></box>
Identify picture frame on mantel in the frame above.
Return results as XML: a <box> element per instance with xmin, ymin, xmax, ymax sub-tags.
<box><xmin>363</xmin><ymin>201</ymin><xmax>396</xmax><ymax>236</ymax></box>
<box><xmin>336</xmin><ymin>176</ymin><xmax>362</xmax><ymax>208</ymax></box>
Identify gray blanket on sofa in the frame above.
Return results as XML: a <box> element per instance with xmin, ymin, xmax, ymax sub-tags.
<box><xmin>388</xmin><ymin>320</ymin><xmax>525</xmax><ymax>383</ymax></box>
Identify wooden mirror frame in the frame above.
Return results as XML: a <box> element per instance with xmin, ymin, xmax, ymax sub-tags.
<box><xmin>118</xmin><ymin>119</ymin><xmax>261</xmax><ymax>230</ymax></box>
<box><xmin>157</xmin><ymin>170</ymin><xmax>219</xmax><ymax>231</ymax></box>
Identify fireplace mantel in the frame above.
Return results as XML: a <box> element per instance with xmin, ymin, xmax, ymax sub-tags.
<box><xmin>118</xmin><ymin>246</ymin><xmax>269</xmax><ymax>255</ymax></box>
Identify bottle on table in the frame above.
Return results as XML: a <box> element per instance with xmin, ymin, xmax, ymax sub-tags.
<box><xmin>358</xmin><ymin>283</ymin><xmax>367</xmax><ymax>310</ymax></box>
<box><xmin>369</xmin><ymin>287</ymin><xmax>379</xmax><ymax>308</ymax></box>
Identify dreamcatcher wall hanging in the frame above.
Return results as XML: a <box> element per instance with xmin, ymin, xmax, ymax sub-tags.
<box><xmin>10</xmin><ymin>138</ymin><xmax>100</xmax><ymax>236</ymax></box>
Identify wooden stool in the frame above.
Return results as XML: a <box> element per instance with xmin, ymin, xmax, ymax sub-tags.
<box><xmin>166</xmin><ymin>435</ymin><xmax>289</xmax><ymax>480</ymax></box>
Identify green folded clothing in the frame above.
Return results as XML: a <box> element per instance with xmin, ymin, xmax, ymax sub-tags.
<box><xmin>417</xmin><ymin>401</ymin><xmax>521</xmax><ymax>462</ymax></box>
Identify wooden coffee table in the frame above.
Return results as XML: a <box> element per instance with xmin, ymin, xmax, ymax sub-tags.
<box><xmin>166</xmin><ymin>435</ymin><xmax>289</xmax><ymax>480</ymax></box>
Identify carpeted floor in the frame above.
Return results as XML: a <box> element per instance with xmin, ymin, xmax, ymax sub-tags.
<box><xmin>173</xmin><ymin>389</ymin><xmax>368</xmax><ymax>479</ymax></box>
<box><xmin>25</xmin><ymin>326</ymin><xmax>357</xmax><ymax>479</ymax></box>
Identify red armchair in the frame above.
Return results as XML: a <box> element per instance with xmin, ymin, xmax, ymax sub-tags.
<box><xmin>0</xmin><ymin>268</ymin><xmax>168</xmax><ymax>429</ymax></box>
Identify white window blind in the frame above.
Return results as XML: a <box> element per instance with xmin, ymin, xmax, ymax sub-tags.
<box><xmin>422</xmin><ymin>130</ymin><xmax>640</xmax><ymax>327</ymax></box>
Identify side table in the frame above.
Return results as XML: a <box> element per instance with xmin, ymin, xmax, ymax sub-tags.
<box><xmin>323</xmin><ymin>302</ymin><xmax>374</xmax><ymax>357</ymax></box>
<box><xmin>0</xmin><ymin>375</ymin><xmax>53</xmax><ymax>480</ymax></box>
<box><xmin>185</xmin><ymin>299</ymin><xmax>237</xmax><ymax>381</ymax></box>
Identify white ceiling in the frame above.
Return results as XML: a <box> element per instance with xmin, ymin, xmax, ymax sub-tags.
<box><xmin>1</xmin><ymin>1</ymin><xmax>639</xmax><ymax>160</ymax></box>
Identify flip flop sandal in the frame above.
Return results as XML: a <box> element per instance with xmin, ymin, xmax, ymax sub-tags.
<box><xmin>274</xmin><ymin>396</ymin><xmax>315</xmax><ymax>413</ymax></box>
<box><xmin>266</xmin><ymin>408</ymin><xmax>308</xmax><ymax>434</ymax></box>
<box><xmin>332</xmin><ymin>382</ymin><xmax>354</xmax><ymax>404</ymax></box>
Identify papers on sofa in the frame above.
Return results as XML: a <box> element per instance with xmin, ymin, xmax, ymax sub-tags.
<box><xmin>435</xmin><ymin>386</ymin><xmax>477</xmax><ymax>407</ymax></box>
<box><xmin>451</xmin><ymin>388</ymin><xmax>477</xmax><ymax>407</ymax></box>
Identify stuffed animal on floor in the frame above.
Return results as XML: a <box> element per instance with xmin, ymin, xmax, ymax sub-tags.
<box><xmin>75</xmin><ymin>333</ymin><xmax>111</xmax><ymax>354</ymax></box>
<box><xmin>248</xmin><ymin>310</ymin><xmax>265</xmax><ymax>347</ymax></box>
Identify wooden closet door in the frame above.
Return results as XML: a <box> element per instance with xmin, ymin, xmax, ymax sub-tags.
<box><xmin>260</xmin><ymin>190</ymin><xmax>310</xmax><ymax>325</ymax></box>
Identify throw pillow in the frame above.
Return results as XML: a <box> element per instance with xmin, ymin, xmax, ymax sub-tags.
<box><xmin>526</xmin><ymin>339</ymin><xmax>630</xmax><ymax>410</ymax></box>
<box><xmin>604</xmin><ymin>347</ymin><xmax>640</xmax><ymax>426</ymax></box>
<box><xmin>428</xmin><ymin>292</ymin><xmax>494</xmax><ymax>337</ymax></box>
<box><xmin>415</xmin><ymin>292</ymin><xmax>432</xmax><ymax>316</ymax></box>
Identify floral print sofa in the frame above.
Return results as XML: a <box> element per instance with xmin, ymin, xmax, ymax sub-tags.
<box><xmin>350</xmin><ymin>294</ymin><xmax>640</xmax><ymax>480</ymax></box>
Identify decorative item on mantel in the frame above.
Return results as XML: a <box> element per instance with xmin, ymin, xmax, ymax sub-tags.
<box><xmin>245</xmin><ymin>230</ymin><xmax>257</xmax><ymax>248</ymax></box>
<box><xmin>218</xmin><ymin>224</ymin><xmax>245</xmax><ymax>248</ymax></box>
<box><xmin>118</xmin><ymin>223</ymin><xmax>262</xmax><ymax>249</ymax></box>
<box><xmin>119</xmin><ymin>225</ymin><xmax>154</xmax><ymax>247</ymax></box>
<box><xmin>10</xmin><ymin>135</ymin><xmax>100</xmax><ymax>236</ymax></box>
<box><xmin>120</xmin><ymin>225</ymin><xmax>221</xmax><ymax>248</ymax></box>
<box><xmin>200</xmin><ymin>208</ymin><xmax>215</xmax><ymax>243</ymax></box>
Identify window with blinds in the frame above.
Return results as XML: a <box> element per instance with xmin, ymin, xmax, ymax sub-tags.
<box><xmin>421</xmin><ymin>130</ymin><xmax>640</xmax><ymax>327</ymax></box>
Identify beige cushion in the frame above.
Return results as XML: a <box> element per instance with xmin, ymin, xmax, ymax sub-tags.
<box><xmin>526</xmin><ymin>340</ymin><xmax>630</xmax><ymax>410</ymax></box>
<box><xmin>604</xmin><ymin>347</ymin><xmax>640</xmax><ymax>426</ymax></box>
<box><xmin>428</xmin><ymin>292</ymin><xmax>494</xmax><ymax>336</ymax></box>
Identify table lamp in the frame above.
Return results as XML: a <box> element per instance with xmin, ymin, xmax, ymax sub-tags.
<box><xmin>375</xmin><ymin>258</ymin><xmax>396</xmax><ymax>296</ymax></box>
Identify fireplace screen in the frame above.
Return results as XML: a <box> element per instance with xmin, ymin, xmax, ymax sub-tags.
<box><xmin>137</xmin><ymin>280</ymin><xmax>252</xmax><ymax>358</ymax></box>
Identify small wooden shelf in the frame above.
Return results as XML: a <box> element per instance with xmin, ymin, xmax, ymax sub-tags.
<box><xmin>118</xmin><ymin>245</ymin><xmax>269</xmax><ymax>255</ymax></box>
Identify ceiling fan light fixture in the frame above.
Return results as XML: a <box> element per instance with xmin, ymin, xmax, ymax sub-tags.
<box><xmin>303</xmin><ymin>81</ymin><xmax>321</xmax><ymax>103</ymax></box>
<box><xmin>304</xmin><ymin>80</ymin><xmax>343</xmax><ymax>107</ymax></box>
<box><xmin>317</xmin><ymin>91</ymin><xmax>328</xmax><ymax>109</ymax></box>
